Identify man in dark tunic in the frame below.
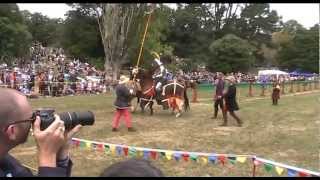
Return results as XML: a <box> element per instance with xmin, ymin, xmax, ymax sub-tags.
<box><xmin>221</xmin><ymin>76</ymin><xmax>243</xmax><ymax>127</ymax></box>
<box><xmin>212</xmin><ymin>73</ymin><xmax>226</xmax><ymax>120</ymax></box>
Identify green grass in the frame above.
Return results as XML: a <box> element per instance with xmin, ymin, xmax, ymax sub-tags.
<box><xmin>11</xmin><ymin>87</ymin><xmax>320</xmax><ymax>177</ymax></box>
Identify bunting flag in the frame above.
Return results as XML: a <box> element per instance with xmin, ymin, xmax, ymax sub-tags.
<box><xmin>200</xmin><ymin>156</ymin><xmax>208</xmax><ymax>165</ymax></box>
<box><xmin>275</xmin><ymin>166</ymin><xmax>284</xmax><ymax>175</ymax></box>
<box><xmin>70</xmin><ymin>138</ymin><xmax>320</xmax><ymax>177</ymax></box>
<box><xmin>236</xmin><ymin>156</ymin><xmax>247</xmax><ymax>163</ymax></box>
<box><xmin>228</xmin><ymin>156</ymin><xmax>237</xmax><ymax>165</ymax></box>
<box><xmin>174</xmin><ymin>153</ymin><xmax>182</xmax><ymax>162</ymax></box>
<box><xmin>263</xmin><ymin>163</ymin><xmax>273</xmax><ymax>172</ymax></box>
<box><xmin>165</xmin><ymin>151</ymin><xmax>173</xmax><ymax>161</ymax></box>
<box><xmin>123</xmin><ymin>147</ymin><xmax>129</xmax><ymax>156</ymax></box>
<box><xmin>129</xmin><ymin>148</ymin><xmax>136</xmax><ymax>158</ymax></box>
<box><xmin>208</xmin><ymin>155</ymin><xmax>217</xmax><ymax>164</ymax></box>
<box><xmin>150</xmin><ymin>151</ymin><xmax>158</xmax><ymax>160</ymax></box>
<box><xmin>288</xmin><ymin>169</ymin><xmax>297</xmax><ymax>177</ymax></box>
<box><xmin>190</xmin><ymin>154</ymin><xmax>198</xmax><ymax>162</ymax></box>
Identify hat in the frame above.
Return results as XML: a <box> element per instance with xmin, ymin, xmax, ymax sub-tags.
<box><xmin>225</xmin><ymin>76</ymin><xmax>236</xmax><ymax>83</ymax></box>
<box><xmin>119</xmin><ymin>75</ymin><xmax>130</xmax><ymax>84</ymax></box>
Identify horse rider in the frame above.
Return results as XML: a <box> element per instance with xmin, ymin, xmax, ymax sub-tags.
<box><xmin>151</xmin><ymin>52</ymin><xmax>170</xmax><ymax>104</ymax></box>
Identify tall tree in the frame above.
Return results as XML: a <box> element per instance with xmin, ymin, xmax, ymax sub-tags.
<box><xmin>208</xmin><ymin>34</ymin><xmax>256</xmax><ymax>73</ymax></box>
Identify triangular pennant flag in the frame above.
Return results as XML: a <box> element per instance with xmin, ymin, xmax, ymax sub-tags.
<box><xmin>143</xmin><ymin>150</ymin><xmax>150</xmax><ymax>160</ymax></box>
<box><xmin>275</xmin><ymin>166</ymin><xmax>284</xmax><ymax>175</ymax></box>
<box><xmin>159</xmin><ymin>151</ymin><xmax>166</xmax><ymax>159</ymax></box>
<box><xmin>228</xmin><ymin>156</ymin><xmax>236</xmax><ymax>165</ymax></box>
<box><xmin>129</xmin><ymin>148</ymin><xmax>136</xmax><ymax>158</ymax></box>
<box><xmin>92</xmin><ymin>143</ymin><xmax>97</xmax><ymax>150</ymax></box>
<box><xmin>116</xmin><ymin>146</ymin><xmax>122</xmax><ymax>156</ymax></box>
<box><xmin>218</xmin><ymin>155</ymin><xmax>226</xmax><ymax>165</ymax></box>
<box><xmin>263</xmin><ymin>163</ymin><xmax>273</xmax><ymax>172</ymax></box>
<box><xmin>123</xmin><ymin>147</ymin><xmax>129</xmax><ymax>156</ymax></box>
<box><xmin>137</xmin><ymin>150</ymin><xmax>144</xmax><ymax>158</ymax></box>
<box><xmin>201</xmin><ymin>156</ymin><xmax>208</xmax><ymax>165</ymax></box>
<box><xmin>174</xmin><ymin>153</ymin><xmax>182</xmax><ymax>161</ymax></box>
<box><xmin>208</xmin><ymin>155</ymin><xmax>217</xmax><ymax>164</ymax></box>
<box><xmin>97</xmin><ymin>144</ymin><xmax>104</xmax><ymax>152</ymax></box>
<box><xmin>253</xmin><ymin>160</ymin><xmax>261</xmax><ymax>166</ymax></box>
<box><xmin>298</xmin><ymin>171</ymin><xmax>309</xmax><ymax>177</ymax></box>
<box><xmin>104</xmin><ymin>145</ymin><xmax>110</xmax><ymax>154</ymax></box>
<box><xmin>190</xmin><ymin>154</ymin><xmax>198</xmax><ymax>162</ymax></box>
<box><xmin>85</xmin><ymin>141</ymin><xmax>91</xmax><ymax>149</ymax></box>
<box><xmin>165</xmin><ymin>151</ymin><xmax>173</xmax><ymax>160</ymax></box>
<box><xmin>110</xmin><ymin>145</ymin><xmax>116</xmax><ymax>156</ymax></box>
<box><xmin>182</xmin><ymin>153</ymin><xmax>189</xmax><ymax>162</ymax></box>
<box><xmin>150</xmin><ymin>151</ymin><xmax>158</xmax><ymax>160</ymax></box>
<box><xmin>288</xmin><ymin>169</ymin><xmax>297</xmax><ymax>177</ymax></box>
<box><xmin>72</xmin><ymin>139</ymin><xmax>80</xmax><ymax>147</ymax></box>
<box><xmin>236</xmin><ymin>156</ymin><xmax>247</xmax><ymax>163</ymax></box>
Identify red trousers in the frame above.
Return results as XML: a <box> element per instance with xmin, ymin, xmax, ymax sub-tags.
<box><xmin>112</xmin><ymin>108</ymin><xmax>132</xmax><ymax>128</ymax></box>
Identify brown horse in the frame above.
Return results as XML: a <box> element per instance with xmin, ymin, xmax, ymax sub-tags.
<box><xmin>129</xmin><ymin>67</ymin><xmax>157</xmax><ymax>115</ymax></box>
<box><xmin>161</xmin><ymin>78</ymin><xmax>190</xmax><ymax>117</ymax></box>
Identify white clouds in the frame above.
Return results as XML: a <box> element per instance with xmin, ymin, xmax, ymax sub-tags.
<box><xmin>17</xmin><ymin>3</ymin><xmax>72</xmax><ymax>19</ymax></box>
<box><xmin>17</xmin><ymin>3</ymin><xmax>319</xmax><ymax>28</ymax></box>
<box><xmin>270</xmin><ymin>3</ymin><xmax>319</xmax><ymax>28</ymax></box>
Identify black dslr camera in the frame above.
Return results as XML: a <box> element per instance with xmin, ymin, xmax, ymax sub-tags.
<box><xmin>32</xmin><ymin>108</ymin><xmax>95</xmax><ymax>131</ymax></box>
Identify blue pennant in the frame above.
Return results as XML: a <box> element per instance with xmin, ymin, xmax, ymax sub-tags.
<box><xmin>143</xmin><ymin>150</ymin><xmax>150</xmax><ymax>160</ymax></box>
<box><xmin>208</xmin><ymin>155</ymin><xmax>217</xmax><ymax>164</ymax></box>
<box><xmin>174</xmin><ymin>153</ymin><xmax>182</xmax><ymax>161</ymax></box>
<box><xmin>288</xmin><ymin>169</ymin><xmax>297</xmax><ymax>177</ymax></box>
<box><xmin>116</xmin><ymin>146</ymin><xmax>122</xmax><ymax>156</ymax></box>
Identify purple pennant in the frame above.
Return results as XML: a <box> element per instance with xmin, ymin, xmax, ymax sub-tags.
<box><xmin>174</xmin><ymin>153</ymin><xmax>182</xmax><ymax>161</ymax></box>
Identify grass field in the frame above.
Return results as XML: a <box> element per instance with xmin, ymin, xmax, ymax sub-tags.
<box><xmin>11</xmin><ymin>86</ymin><xmax>320</xmax><ymax>177</ymax></box>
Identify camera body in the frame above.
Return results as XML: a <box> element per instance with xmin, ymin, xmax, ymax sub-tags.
<box><xmin>32</xmin><ymin>108</ymin><xmax>95</xmax><ymax>131</ymax></box>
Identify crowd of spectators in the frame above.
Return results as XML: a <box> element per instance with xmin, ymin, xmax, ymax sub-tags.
<box><xmin>0</xmin><ymin>43</ymin><xmax>115</xmax><ymax>98</ymax></box>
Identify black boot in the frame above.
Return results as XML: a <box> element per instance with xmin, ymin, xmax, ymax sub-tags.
<box><xmin>112</xmin><ymin>128</ymin><xmax>118</xmax><ymax>132</ymax></box>
<box><xmin>128</xmin><ymin>127</ymin><xmax>137</xmax><ymax>132</ymax></box>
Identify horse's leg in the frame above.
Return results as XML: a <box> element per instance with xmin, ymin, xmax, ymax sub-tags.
<box><xmin>150</xmin><ymin>101</ymin><xmax>154</xmax><ymax>116</ymax></box>
<box><xmin>176</xmin><ymin>98</ymin><xmax>184</xmax><ymax>118</ymax></box>
<box><xmin>140</xmin><ymin>101</ymin><xmax>145</xmax><ymax>114</ymax></box>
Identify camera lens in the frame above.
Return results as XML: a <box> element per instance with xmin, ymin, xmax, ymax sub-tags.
<box><xmin>58</xmin><ymin>111</ymin><xmax>95</xmax><ymax>130</ymax></box>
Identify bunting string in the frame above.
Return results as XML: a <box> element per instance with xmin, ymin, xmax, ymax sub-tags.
<box><xmin>71</xmin><ymin>138</ymin><xmax>320</xmax><ymax>177</ymax></box>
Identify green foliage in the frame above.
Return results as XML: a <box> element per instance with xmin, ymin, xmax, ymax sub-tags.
<box><xmin>277</xmin><ymin>24</ymin><xmax>319</xmax><ymax>73</ymax></box>
<box><xmin>0</xmin><ymin>4</ymin><xmax>32</xmax><ymax>63</ymax></box>
<box><xmin>208</xmin><ymin>34</ymin><xmax>256</xmax><ymax>73</ymax></box>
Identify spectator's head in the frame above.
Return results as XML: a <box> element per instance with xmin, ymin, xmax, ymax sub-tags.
<box><xmin>100</xmin><ymin>159</ymin><xmax>164</xmax><ymax>177</ymax></box>
<box><xmin>0</xmin><ymin>88</ymin><xmax>33</xmax><ymax>155</ymax></box>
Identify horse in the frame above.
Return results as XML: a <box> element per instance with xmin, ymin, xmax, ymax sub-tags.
<box><xmin>128</xmin><ymin>67</ymin><xmax>158</xmax><ymax>115</ymax></box>
<box><xmin>161</xmin><ymin>77</ymin><xmax>190</xmax><ymax>117</ymax></box>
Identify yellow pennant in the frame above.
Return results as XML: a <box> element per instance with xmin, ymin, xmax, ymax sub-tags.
<box><xmin>275</xmin><ymin>166</ymin><xmax>284</xmax><ymax>175</ymax></box>
<box><xmin>201</xmin><ymin>157</ymin><xmax>208</xmax><ymax>165</ymax></box>
<box><xmin>137</xmin><ymin>150</ymin><xmax>144</xmax><ymax>157</ymax></box>
<box><xmin>236</xmin><ymin>156</ymin><xmax>247</xmax><ymax>163</ymax></box>
<box><xmin>165</xmin><ymin>151</ymin><xmax>173</xmax><ymax>160</ymax></box>
<box><xmin>86</xmin><ymin>141</ymin><xmax>91</xmax><ymax>149</ymax></box>
<box><xmin>110</xmin><ymin>145</ymin><xmax>116</xmax><ymax>156</ymax></box>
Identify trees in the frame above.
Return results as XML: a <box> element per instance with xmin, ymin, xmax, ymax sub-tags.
<box><xmin>277</xmin><ymin>24</ymin><xmax>319</xmax><ymax>73</ymax></box>
<box><xmin>0</xmin><ymin>4</ymin><xmax>32</xmax><ymax>64</ymax></box>
<box><xmin>208</xmin><ymin>34</ymin><xmax>256</xmax><ymax>73</ymax></box>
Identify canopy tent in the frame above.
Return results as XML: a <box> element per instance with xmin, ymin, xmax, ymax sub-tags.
<box><xmin>258</xmin><ymin>70</ymin><xmax>289</xmax><ymax>82</ymax></box>
<box><xmin>289</xmin><ymin>70</ymin><xmax>315</xmax><ymax>77</ymax></box>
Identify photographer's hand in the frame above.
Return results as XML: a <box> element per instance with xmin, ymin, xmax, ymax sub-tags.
<box><xmin>33</xmin><ymin>115</ymin><xmax>66</xmax><ymax>167</ymax></box>
<box><xmin>57</xmin><ymin>124</ymin><xmax>82</xmax><ymax>161</ymax></box>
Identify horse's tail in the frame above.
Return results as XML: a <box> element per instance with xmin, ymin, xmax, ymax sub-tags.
<box><xmin>184</xmin><ymin>88</ymin><xmax>190</xmax><ymax>111</ymax></box>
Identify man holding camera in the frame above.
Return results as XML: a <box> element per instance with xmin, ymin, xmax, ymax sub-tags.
<box><xmin>0</xmin><ymin>88</ymin><xmax>82</xmax><ymax>177</ymax></box>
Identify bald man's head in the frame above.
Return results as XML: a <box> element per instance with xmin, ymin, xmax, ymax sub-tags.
<box><xmin>0</xmin><ymin>88</ymin><xmax>32</xmax><ymax>127</ymax></box>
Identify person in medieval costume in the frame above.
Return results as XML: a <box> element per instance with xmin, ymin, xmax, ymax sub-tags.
<box><xmin>151</xmin><ymin>51</ymin><xmax>169</xmax><ymax>104</ymax></box>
